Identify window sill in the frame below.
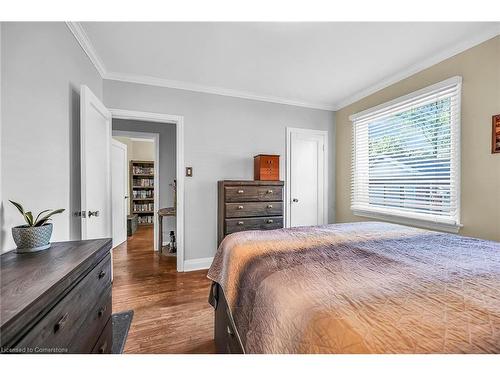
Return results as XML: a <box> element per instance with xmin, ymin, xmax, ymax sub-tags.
<box><xmin>352</xmin><ymin>209</ymin><xmax>462</xmax><ymax>233</ymax></box>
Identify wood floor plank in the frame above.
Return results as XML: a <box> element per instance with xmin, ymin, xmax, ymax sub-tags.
<box><xmin>112</xmin><ymin>226</ymin><xmax>215</xmax><ymax>354</ymax></box>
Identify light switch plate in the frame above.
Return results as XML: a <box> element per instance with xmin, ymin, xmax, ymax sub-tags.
<box><xmin>186</xmin><ymin>167</ymin><xmax>193</xmax><ymax>177</ymax></box>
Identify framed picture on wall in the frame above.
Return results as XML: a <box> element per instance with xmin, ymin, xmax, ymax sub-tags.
<box><xmin>493</xmin><ymin>114</ymin><xmax>500</xmax><ymax>154</ymax></box>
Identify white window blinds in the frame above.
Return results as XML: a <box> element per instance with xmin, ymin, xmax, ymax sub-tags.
<box><xmin>350</xmin><ymin>76</ymin><xmax>462</xmax><ymax>229</ymax></box>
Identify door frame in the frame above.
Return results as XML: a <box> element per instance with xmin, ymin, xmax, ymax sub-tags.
<box><xmin>285</xmin><ymin>127</ymin><xmax>328</xmax><ymax>228</ymax></box>
<box><xmin>112</xmin><ymin>130</ymin><xmax>159</xmax><ymax>250</ymax></box>
<box><xmin>110</xmin><ymin>109</ymin><xmax>185</xmax><ymax>272</ymax></box>
<box><xmin>111</xmin><ymin>138</ymin><xmax>128</xmax><ymax>247</ymax></box>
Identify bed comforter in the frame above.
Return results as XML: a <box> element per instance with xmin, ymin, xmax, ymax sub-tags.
<box><xmin>207</xmin><ymin>222</ymin><xmax>500</xmax><ymax>353</ymax></box>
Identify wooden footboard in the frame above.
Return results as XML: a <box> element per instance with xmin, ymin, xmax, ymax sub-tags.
<box><xmin>211</xmin><ymin>283</ymin><xmax>244</xmax><ymax>354</ymax></box>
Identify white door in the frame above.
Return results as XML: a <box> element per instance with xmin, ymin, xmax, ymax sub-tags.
<box><xmin>288</xmin><ymin>129</ymin><xmax>327</xmax><ymax>227</ymax></box>
<box><xmin>80</xmin><ymin>85</ymin><xmax>112</xmax><ymax>240</ymax></box>
<box><xmin>111</xmin><ymin>139</ymin><xmax>128</xmax><ymax>247</ymax></box>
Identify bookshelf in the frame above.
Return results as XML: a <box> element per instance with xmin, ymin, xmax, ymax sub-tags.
<box><xmin>130</xmin><ymin>160</ymin><xmax>155</xmax><ymax>226</ymax></box>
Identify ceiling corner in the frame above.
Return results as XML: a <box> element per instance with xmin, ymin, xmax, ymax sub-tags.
<box><xmin>66</xmin><ymin>22</ymin><xmax>107</xmax><ymax>77</ymax></box>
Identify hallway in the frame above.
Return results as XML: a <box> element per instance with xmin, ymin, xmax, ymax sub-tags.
<box><xmin>112</xmin><ymin>227</ymin><xmax>215</xmax><ymax>353</ymax></box>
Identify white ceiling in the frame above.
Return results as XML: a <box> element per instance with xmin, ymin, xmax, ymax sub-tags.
<box><xmin>79</xmin><ymin>22</ymin><xmax>500</xmax><ymax>110</ymax></box>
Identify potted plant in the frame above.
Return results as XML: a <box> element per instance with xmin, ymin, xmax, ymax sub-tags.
<box><xmin>9</xmin><ymin>200</ymin><xmax>65</xmax><ymax>253</ymax></box>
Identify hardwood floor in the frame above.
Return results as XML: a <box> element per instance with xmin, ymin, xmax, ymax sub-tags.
<box><xmin>112</xmin><ymin>226</ymin><xmax>215</xmax><ymax>353</ymax></box>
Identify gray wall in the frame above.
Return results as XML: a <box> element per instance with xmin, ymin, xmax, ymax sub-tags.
<box><xmin>103</xmin><ymin>80</ymin><xmax>336</xmax><ymax>261</ymax></box>
<box><xmin>112</xmin><ymin>119</ymin><xmax>177</xmax><ymax>240</ymax></box>
<box><xmin>1</xmin><ymin>22</ymin><xmax>103</xmax><ymax>252</ymax></box>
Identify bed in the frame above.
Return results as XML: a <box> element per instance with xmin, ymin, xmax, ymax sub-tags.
<box><xmin>207</xmin><ymin>222</ymin><xmax>500</xmax><ymax>354</ymax></box>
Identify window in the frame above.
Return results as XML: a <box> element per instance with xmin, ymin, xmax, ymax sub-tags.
<box><xmin>350</xmin><ymin>77</ymin><xmax>462</xmax><ymax>231</ymax></box>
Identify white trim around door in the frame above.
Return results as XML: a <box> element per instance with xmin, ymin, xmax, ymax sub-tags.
<box><xmin>285</xmin><ymin>127</ymin><xmax>328</xmax><ymax>228</ymax></box>
<box><xmin>110</xmin><ymin>109</ymin><xmax>186</xmax><ymax>272</ymax></box>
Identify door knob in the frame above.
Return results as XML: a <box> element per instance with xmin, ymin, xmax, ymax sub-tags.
<box><xmin>292</xmin><ymin>198</ymin><xmax>299</xmax><ymax>203</ymax></box>
<box><xmin>88</xmin><ymin>210</ymin><xmax>100</xmax><ymax>217</ymax></box>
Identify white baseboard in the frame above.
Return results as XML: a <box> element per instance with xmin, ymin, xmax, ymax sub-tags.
<box><xmin>183</xmin><ymin>257</ymin><xmax>214</xmax><ymax>272</ymax></box>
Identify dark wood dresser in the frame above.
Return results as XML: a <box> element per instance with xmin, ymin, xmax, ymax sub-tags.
<box><xmin>217</xmin><ymin>180</ymin><xmax>284</xmax><ymax>246</ymax></box>
<box><xmin>0</xmin><ymin>239</ymin><xmax>112</xmax><ymax>354</ymax></box>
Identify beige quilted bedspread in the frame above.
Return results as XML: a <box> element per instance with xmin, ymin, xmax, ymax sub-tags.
<box><xmin>207</xmin><ymin>222</ymin><xmax>500</xmax><ymax>353</ymax></box>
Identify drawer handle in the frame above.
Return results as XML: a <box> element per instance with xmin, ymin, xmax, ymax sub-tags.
<box><xmin>267</xmin><ymin>219</ymin><xmax>274</xmax><ymax>224</ymax></box>
<box><xmin>226</xmin><ymin>325</ymin><xmax>235</xmax><ymax>337</ymax></box>
<box><xmin>98</xmin><ymin>270</ymin><xmax>106</xmax><ymax>279</ymax></box>
<box><xmin>267</xmin><ymin>204</ymin><xmax>273</xmax><ymax>208</ymax></box>
<box><xmin>237</xmin><ymin>205</ymin><xmax>244</xmax><ymax>210</ymax></box>
<box><xmin>267</xmin><ymin>190</ymin><xmax>273</xmax><ymax>194</ymax></box>
<box><xmin>98</xmin><ymin>305</ymin><xmax>107</xmax><ymax>318</ymax></box>
<box><xmin>237</xmin><ymin>221</ymin><xmax>244</xmax><ymax>225</ymax></box>
<box><xmin>54</xmin><ymin>313</ymin><xmax>69</xmax><ymax>333</ymax></box>
<box><xmin>98</xmin><ymin>341</ymin><xmax>107</xmax><ymax>354</ymax></box>
<box><xmin>237</xmin><ymin>189</ymin><xmax>244</xmax><ymax>194</ymax></box>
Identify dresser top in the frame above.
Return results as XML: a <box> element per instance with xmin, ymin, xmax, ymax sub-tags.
<box><xmin>219</xmin><ymin>180</ymin><xmax>284</xmax><ymax>186</ymax></box>
<box><xmin>0</xmin><ymin>239</ymin><xmax>111</xmax><ymax>332</ymax></box>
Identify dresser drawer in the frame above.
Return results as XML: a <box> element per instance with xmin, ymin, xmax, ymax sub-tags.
<box><xmin>225</xmin><ymin>202</ymin><xmax>283</xmax><ymax>218</ymax></box>
<box><xmin>92</xmin><ymin>317</ymin><xmax>112</xmax><ymax>354</ymax></box>
<box><xmin>225</xmin><ymin>216</ymin><xmax>283</xmax><ymax>235</ymax></box>
<box><xmin>69</xmin><ymin>286</ymin><xmax>112</xmax><ymax>353</ymax></box>
<box><xmin>14</xmin><ymin>254</ymin><xmax>111</xmax><ymax>352</ymax></box>
<box><xmin>225</xmin><ymin>185</ymin><xmax>283</xmax><ymax>202</ymax></box>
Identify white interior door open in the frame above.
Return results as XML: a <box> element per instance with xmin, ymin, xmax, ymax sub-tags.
<box><xmin>80</xmin><ymin>85</ymin><xmax>112</xmax><ymax>240</ymax></box>
<box><xmin>111</xmin><ymin>139</ymin><xmax>128</xmax><ymax>247</ymax></box>
<box><xmin>287</xmin><ymin>128</ymin><xmax>328</xmax><ymax>228</ymax></box>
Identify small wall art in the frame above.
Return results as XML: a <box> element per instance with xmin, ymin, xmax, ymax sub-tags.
<box><xmin>493</xmin><ymin>114</ymin><xmax>500</xmax><ymax>154</ymax></box>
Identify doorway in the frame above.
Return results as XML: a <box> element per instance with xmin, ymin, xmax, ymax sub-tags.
<box><xmin>110</xmin><ymin>115</ymin><xmax>183</xmax><ymax>266</ymax></box>
<box><xmin>79</xmin><ymin>86</ymin><xmax>185</xmax><ymax>271</ymax></box>
<box><xmin>286</xmin><ymin>127</ymin><xmax>328</xmax><ymax>228</ymax></box>
<box><xmin>112</xmin><ymin>132</ymin><xmax>159</xmax><ymax>252</ymax></box>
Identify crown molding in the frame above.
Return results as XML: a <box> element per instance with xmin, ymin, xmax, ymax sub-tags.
<box><xmin>333</xmin><ymin>23</ymin><xmax>500</xmax><ymax>110</ymax></box>
<box><xmin>66</xmin><ymin>22</ymin><xmax>106</xmax><ymax>77</ymax></box>
<box><xmin>66</xmin><ymin>22</ymin><xmax>334</xmax><ymax>111</ymax></box>
<box><xmin>67</xmin><ymin>22</ymin><xmax>500</xmax><ymax>113</ymax></box>
<box><xmin>103</xmin><ymin>71</ymin><xmax>336</xmax><ymax>111</ymax></box>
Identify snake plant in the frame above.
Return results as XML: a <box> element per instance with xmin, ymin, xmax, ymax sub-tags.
<box><xmin>9</xmin><ymin>200</ymin><xmax>65</xmax><ymax>227</ymax></box>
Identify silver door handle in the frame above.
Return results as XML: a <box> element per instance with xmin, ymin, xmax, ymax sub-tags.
<box><xmin>292</xmin><ymin>198</ymin><xmax>299</xmax><ymax>203</ymax></box>
<box><xmin>88</xmin><ymin>210</ymin><xmax>100</xmax><ymax>217</ymax></box>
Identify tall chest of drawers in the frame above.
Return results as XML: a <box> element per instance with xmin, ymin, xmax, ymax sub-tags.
<box><xmin>217</xmin><ymin>180</ymin><xmax>284</xmax><ymax>246</ymax></box>
<box><xmin>0</xmin><ymin>239</ymin><xmax>112</xmax><ymax>354</ymax></box>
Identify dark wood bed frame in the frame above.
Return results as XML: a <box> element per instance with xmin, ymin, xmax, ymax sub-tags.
<box><xmin>211</xmin><ymin>283</ymin><xmax>245</xmax><ymax>354</ymax></box>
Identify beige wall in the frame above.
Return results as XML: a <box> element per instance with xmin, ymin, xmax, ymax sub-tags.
<box><xmin>131</xmin><ymin>140</ymin><xmax>154</xmax><ymax>161</ymax></box>
<box><xmin>335</xmin><ymin>36</ymin><xmax>500</xmax><ymax>241</ymax></box>
<box><xmin>114</xmin><ymin>137</ymin><xmax>154</xmax><ymax>162</ymax></box>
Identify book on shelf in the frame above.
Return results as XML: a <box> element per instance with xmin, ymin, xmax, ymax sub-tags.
<box><xmin>133</xmin><ymin>203</ymin><xmax>154</xmax><ymax>212</ymax></box>
<box><xmin>132</xmin><ymin>177</ymin><xmax>154</xmax><ymax>187</ymax></box>
<box><xmin>132</xmin><ymin>165</ymin><xmax>154</xmax><ymax>175</ymax></box>
<box><xmin>132</xmin><ymin>189</ymin><xmax>154</xmax><ymax>199</ymax></box>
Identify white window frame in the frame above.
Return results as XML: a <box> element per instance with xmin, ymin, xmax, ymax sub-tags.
<box><xmin>349</xmin><ymin>76</ymin><xmax>462</xmax><ymax>233</ymax></box>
